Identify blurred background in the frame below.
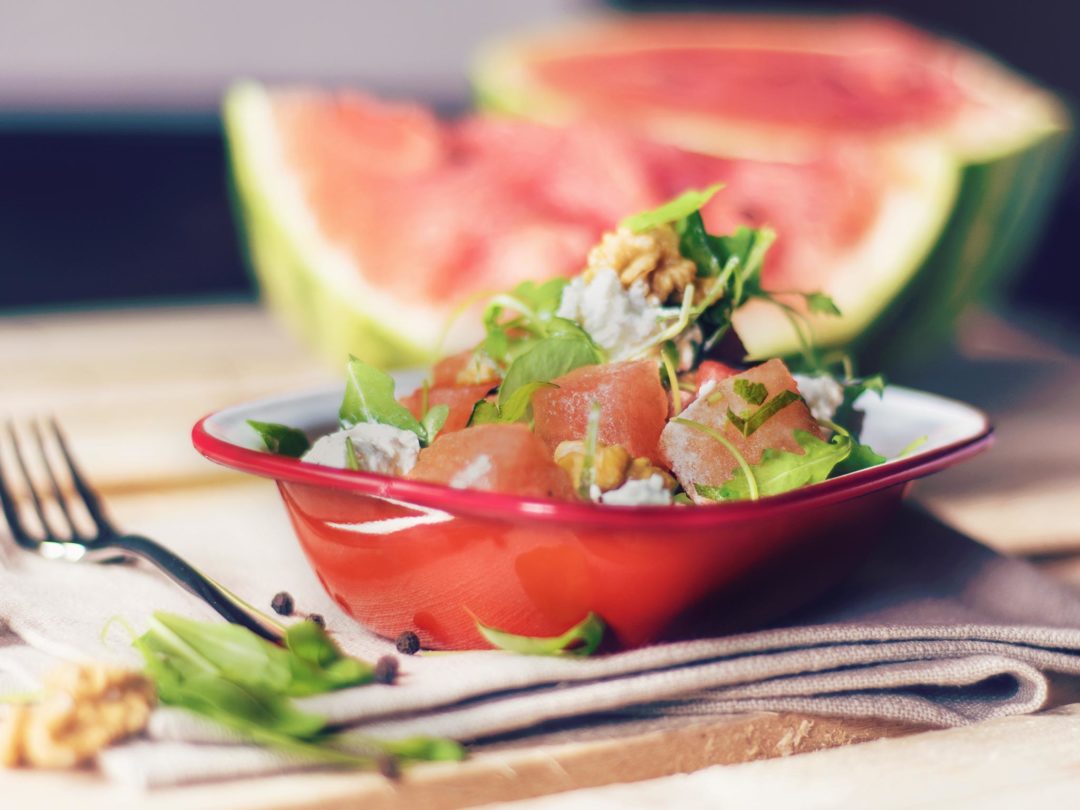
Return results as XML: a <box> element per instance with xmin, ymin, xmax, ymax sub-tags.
<box><xmin>1</xmin><ymin>0</ymin><xmax>1076</xmax><ymax>324</ymax></box>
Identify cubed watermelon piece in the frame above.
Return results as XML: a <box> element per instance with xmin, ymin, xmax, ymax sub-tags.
<box><xmin>533</xmin><ymin>359</ymin><xmax>669</xmax><ymax>462</ymax></box>
<box><xmin>401</xmin><ymin>383</ymin><xmax>493</xmax><ymax>436</ymax></box>
<box><xmin>660</xmin><ymin>358</ymin><xmax>825</xmax><ymax>503</ymax></box>
<box><xmin>409</xmin><ymin>424</ymin><xmax>575</xmax><ymax>499</ymax></box>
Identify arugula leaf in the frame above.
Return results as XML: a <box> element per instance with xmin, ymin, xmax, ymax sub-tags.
<box><xmin>420</xmin><ymin>404</ymin><xmax>449</xmax><ymax>444</ymax></box>
<box><xmin>132</xmin><ymin>613</ymin><xmax>462</xmax><ymax>770</ymax></box>
<box><xmin>498</xmin><ymin>336</ymin><xmax>601</xmax><ymax>412</ymax></box>
<box><xmin>340</xmin><ymin>356</ymin><xmax>428</xmax><ymax>440</ymax></box>
<box><xmin>660</xmin><ymin>340</ymin><xmax>682</xmax><ymax>414</ymax></box>
<box><xmin>473</xmin><ymin>611</ymin><xmax>606</xmax><ymax>657</ymax></box>
<box><xmin>698</xmin><ymin>430</ymin><xmax>853</xmax><ymax>502</ymax></box>
<box><xmin>499</xmin><ymin>381</ymin><xmax>556</xmax><ymax>424</ymax></box>
<box><xmin>621</xmin><ymin>184</ymin><xmax>723</xmax><ymax>233</ymax></box>
<box><xmin>805</xmin><ymin>292</ymin><xmax>842</xmax><ymax>316</ymax></box>
<box><xmin>344</xmin><ymin>437</ymin><xmax>361</xmax><ymax>471</ymax></box>
<box><xmin>467</xmin><ymin>399</ymin><xmax>501</xmax><ymax>426</ymax></box>
<box><xmin>733</xmin><ymin>379</ymin><xmax>767</xmax><ymax>406</ymax></box>
<box><xmin>247</xmin><ymin>421</ymin><xmax>310</xmax><ymax>458</ymax></box>
<box><xmin>832</xmin><ymin>441</ymin><xmax>887</xmax><ymax>477</ymax></box>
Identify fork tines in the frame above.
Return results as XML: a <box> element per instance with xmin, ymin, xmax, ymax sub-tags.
<box><xmin>0</xmin><ymin>419</ymin><xmax>112</xmax><ymax>547</ymax></box>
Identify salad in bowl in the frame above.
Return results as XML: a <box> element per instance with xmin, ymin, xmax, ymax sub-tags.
<box><xmin>249</xmin><ymin>186</ymin><xmax>896</xmax><ymax>508</ymax></box>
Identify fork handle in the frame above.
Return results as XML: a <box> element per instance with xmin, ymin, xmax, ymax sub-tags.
<box><xmin>99</xmin><ymin>534</ymin><xmax>286</xmax><ymax>642</ymax></box>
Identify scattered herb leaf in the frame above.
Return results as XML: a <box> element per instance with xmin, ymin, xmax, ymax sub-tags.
<box><xmin>897</xmin><ymin>435</ymin><xmax>929</xmax><ymax>458</ymax></box>
<box><xmin>579</xmin><ymin>400</ymin><xmax>602</xmax><ymax>500</ymax></box>
<box><xmin>473</xmin><ymin>611</ymin><xmax>606</xmax><ymax>657</ymax></box>
<box><xmin>723</xmin><ymin>389</ymin><xmax>801</xmax><ymax>437</ymax></box>
<box><xmin>621</xmin><ymin>184</ymin><xmax>723</xmax><ymax>233</ymax></box>
<box><xmin>733</xmin><ymin>379</ymin><xmax>767</xmax><ymax>406</ymax></box>
<box><xmin>247</xmin><ymin>421</ymin><xmax>310</xmax><ymax>458</ymax></box>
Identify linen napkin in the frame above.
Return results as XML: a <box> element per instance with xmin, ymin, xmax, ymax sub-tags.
<box><xmin>3</xmin><ymin>482</ymin><xmax>1080</xmax><ymax>790</ymax></box>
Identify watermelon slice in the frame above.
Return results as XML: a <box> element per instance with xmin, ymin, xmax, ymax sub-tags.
<box><xmin>224</xmin><ymin>82</ymin><xmax>955</xmax><ymax>369</ymax></box>
<box><xmin>474</xmin><ymin>14</ymin><xmax>1070</xmax><ymax>365</ymax></box>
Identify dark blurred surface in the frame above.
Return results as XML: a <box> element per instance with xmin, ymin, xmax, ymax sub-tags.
<box><xmin>0</xmin><ymin>1</ymin><xmax>1076</xmax><ymax>320</ymax></box>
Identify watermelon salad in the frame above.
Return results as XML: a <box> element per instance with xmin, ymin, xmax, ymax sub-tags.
<box><xmin>249</xmin><ymin>187</ymin><xmax>900</xmax><ymax>506</ymax></box>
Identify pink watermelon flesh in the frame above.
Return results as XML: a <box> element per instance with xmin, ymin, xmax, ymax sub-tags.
<box><xmin>409</xmin><ymin>424</ymin><xmax>575</xmax><ymax>500</ymax></box>
<box><xmin>272</xmin><ymin>90</ymin><xmax>881</xmax><ymax>301</ymax></box>
<box><xmin>532</xmin><ymin>360</ymin><xmax>670</xmax><ymax>464</ymax></box>
<box><xmin>660</xmin><ymin>359</ymin><xmax>824</xmax><ymax>503</ymax></box>
<box><xmin>525</xmin><ymin>16</ymin><xmax>970</xmax><ymax>137</ymax></box>
<box><xmin>401</xmin><ymin>383</ymin><xmax>493</xmax><ymax>436</ymax></box>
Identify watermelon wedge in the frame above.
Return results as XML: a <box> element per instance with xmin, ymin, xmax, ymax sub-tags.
<box><xmin>224</xmin><ymin>81</ymin><xmax>956</xmax><ymax>368</ymax></box>
<box><xmin>474</xmin><ymin>14</ymin><xmax>1070</xmax><ymax>365</ymax></box>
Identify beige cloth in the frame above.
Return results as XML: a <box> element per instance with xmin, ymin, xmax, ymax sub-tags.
<box><xmin>4</xmin><ymin>506</ymin><xmax>1080</xmax><ymax>789</ymax></box>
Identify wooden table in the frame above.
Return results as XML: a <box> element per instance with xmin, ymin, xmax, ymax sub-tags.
<box><xmin>2</xmin><ymin>303</ymin><xmax>1079</xmax><ymax>808</ymax></box>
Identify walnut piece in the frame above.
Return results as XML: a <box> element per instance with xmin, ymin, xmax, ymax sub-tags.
<box><xmin>0</xmin><ymin>662</ymin><xmax>155</xmax><ymax>770</ymax></box>
<box><xmin>554</xmin><ymin>440</ymin><xmax>632</xmax><ymax>493</ymax></box>
<box><xmin>585</xmin><ymin>224</ymin><xmax>698</xmax><ymax>305</ymax></box>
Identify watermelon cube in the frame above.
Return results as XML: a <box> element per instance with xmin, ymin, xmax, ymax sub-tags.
<box><xmin>533</xmin><ymin>360</ymin><xmax>669</xmax><ymax>463</ymax></box>
<box><xmin>401</xmin><ymin>383</ymin><xmax>492</xmax><ymax>436</ymax></box>
<box><xmin>660</xmin><ymin>359</ymin><xmax>825</xmax><ymax>503</ymax></box>
<box><xmin>409</xmin><ymin>424</ymin><xmax>575</xmax><ymax>500</ymax></box>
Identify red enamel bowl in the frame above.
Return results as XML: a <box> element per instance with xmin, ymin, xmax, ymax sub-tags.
<box><xmin>193</xmin><ymin>378</ymin><xmax>991</xmax><ymax>650</ymax></box>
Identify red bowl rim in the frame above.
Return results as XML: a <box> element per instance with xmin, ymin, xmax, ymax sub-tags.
<box><xmin>191</xmin><ymin>387</ymin><xmax>993</xmax><ymax>529</ymax></box>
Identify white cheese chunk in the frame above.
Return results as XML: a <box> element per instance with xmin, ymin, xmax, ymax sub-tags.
<box><xmin>302</xmin><ymin>423</ymin><xmax>419</xmax><ymax>475</ymax></box>
<box><xmin>600</xmin><ymin>474</ymin><xmax>673</xmax><ymax>507</ymax></box>
<box><xmin>793</xmin><ymin>374</ymin><xmax>845</xmax><ymax>423</ymax></box>
<box><xmin>556</xmin><ymin>268</ymin><xmax>664</xmax><ymax>357</ymax></box>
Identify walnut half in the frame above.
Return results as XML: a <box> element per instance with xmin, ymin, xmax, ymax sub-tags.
<box><xmin>0</xmin><ymin>662</ymin><xmax>155</xmax><ymax>769</ymax></box>
<box><xmin>585</xmin><ymin>224</ymin><xmax>697</xmax><ymax>305</ymax></box>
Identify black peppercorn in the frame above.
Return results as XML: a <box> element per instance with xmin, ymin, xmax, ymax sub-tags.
<box><xmin>307</xmin><ymin>613</ymin><xmax>325</xmax><ymax>628</ymax></box>
<box><xmin>373</xmin><ymin>655</ymin><xmax>399</xmax><ymax>685</ymax></box>
<box><xmin>376</xmin><ymin>753</ymin><xmax>400</xmax><ymax>780</ymax></box>
<box><xmin>270</xmin><ymin>591</ymin><xmax>294</xmax><ymax>616</ymax></box>
<box><xmin>395</xmin><ymin>631</ymin><xmax>421</xmax><ymax>655</ymax></box>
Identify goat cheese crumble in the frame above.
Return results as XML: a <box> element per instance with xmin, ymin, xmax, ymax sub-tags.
<box><xmin>600</xmin><ymin>474</ymin><xmax>673</xmax><ymax>507</ymax></box>
<box><xmin>794</xmin><ymin>374</ymin><xmax>845</xmax><ymax>423</ymax></box>
<box><xmin>302</xmin><ymin>423</ymin><xmax>419</xmax><ymax>475</ymax></box>
<box><xmin>556</xmin><ymin>268</ymin><xmax>664</xmax><ymax>357</ymax></box>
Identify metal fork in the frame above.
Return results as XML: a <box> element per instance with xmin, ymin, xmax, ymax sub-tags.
<box><xmin>0</xmin><ymin>419</ymin><xmax>285</xmax><ymax>641</ymax></box>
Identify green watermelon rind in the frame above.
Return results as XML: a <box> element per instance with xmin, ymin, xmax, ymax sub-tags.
<box><xmin>471</xmin><ymin>27</ymin><xmax>1071</xmax><ymax>370</ymax></box>
<box><xmin>223</xmin><ymin>82</ymin><xmax>436</xmax><ymax>369</ymax></box>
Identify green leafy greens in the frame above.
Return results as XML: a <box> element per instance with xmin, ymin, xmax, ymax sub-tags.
<box><xmin>497</xmin><ymin>336</ymin><xmax>602</xmax><ymax>414</ymax></box>
<box><xmin>621</xmin><ymin>184</ymin><xmax>723</xmax><ymax>233</ymax></box>
<box><xmin>133</xmin><ymin>613</ymin><xmax>464</xmax><ymax>769</ymax></box>
<box><xmin>247</xmin><ymin>421</ymin><xmax>310</xmax><ymax>458</ymax></box>
<box><xmin>696</xmin><ymin>430</ymin><xmax>854</xmax><ymax>502</ymax></box>
<box><xmin>473</xmin><ymin>611</ymin><xmax>606</xmax><ymax>657</ymax></box>
<box><xmin>340</xmin><ymin>356</ymin><xmax>443</xmax><ymax>445</ymax></box>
